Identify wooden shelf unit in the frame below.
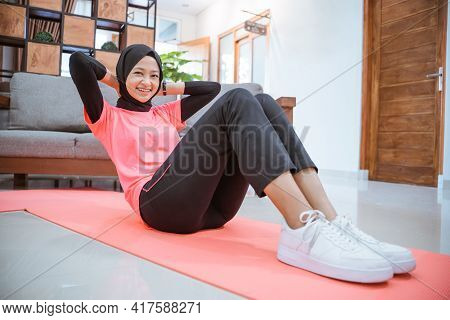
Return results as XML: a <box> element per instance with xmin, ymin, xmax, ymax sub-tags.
<box><xmin>29</xmin><ymin>0</ymin><xmax>63</xmax><ymax>12</ymax></box>
<box><xmin>0</xmin><ymin>0</ymin><xmax>157</xmax><ymax>77</ymax></box>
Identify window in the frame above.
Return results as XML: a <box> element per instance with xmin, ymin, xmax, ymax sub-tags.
<box><xmin>154</xmin><ymin>16</ymin><xmax>181</xmax><ymax>55</ymax></box>
<box><xmin>64</xmin><ymin>0</ymin><xmax>93</xmax><ymax>17</ymax></box>
<box><xmin>60</xmin><ymin>52</ymin><xmax>71</xmax><ymax>77</ymax></box>
<box><xmin>95</xmin><ymin>29</ymin><xmax>120</xmax><ymax>51</ymax></box>
<box><xmin>219</xmin><ymin>34</ymin><xmax>233</xmax><ymax>83</ymax></box>
<box><xmin>156</xmin><ymin>16</ymin><xmax>180</xmax><ymax>44</ymax></box>
<box><xmin>127</xmin><ymin>0</ymin><xmax>156</xmax><ymax>28</ymax></box>
<box><xmin>218</xmin><ymin>10</ymin><xmax>270</xmax><ymax>87</ymax></box>
<box><xmin>237</xmin><ymin>40</ymin><xmax>251</xmax><ymax>83</ymax></box>
<box><xmin>252</xmin><ymin>34</ymin><xmax>266</xmax><ymax>88</ymax></box>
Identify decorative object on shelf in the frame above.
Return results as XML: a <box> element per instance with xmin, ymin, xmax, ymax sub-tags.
<box><xmin>101</xmin><ymin>41</ymin><xmax>118</xmax><ymax>52</ymax></box>
<box><xmin>29</xmin><ymin>17</ymin><xmax>61</xmax><ymax>44</ymax></box>
<box><xmin>33</xmin><ymin>31</ymin><xmax>54</xmax><ymax>43</ymax></box>
<box><xmin>160</xmin><ymin>51</ymin><xmax>202</xmax><ymax>82</ymax></box>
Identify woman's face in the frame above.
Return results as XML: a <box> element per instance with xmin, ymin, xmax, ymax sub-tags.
<box><xmin>125</xmin><ymin>56</ymin><xmax>160</xmax><ymax>102</ymax></box>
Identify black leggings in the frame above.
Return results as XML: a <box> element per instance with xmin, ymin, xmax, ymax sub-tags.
<box><xmin>139</xmin><ymin>89</ymin><xmax>317</xmax><ymax>234</ymax></box>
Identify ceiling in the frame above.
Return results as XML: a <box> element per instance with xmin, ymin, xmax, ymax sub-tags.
<box><xmin>156</xmin><ymin>0</ymin><xmax>219</xmax><ymax>16</ymax></box>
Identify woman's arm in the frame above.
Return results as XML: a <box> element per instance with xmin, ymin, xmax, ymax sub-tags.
<box><xmin>100</xmin><ymin>68</ymin><xmax>120</xmax><ymax>95</ymax></box>
<box><xmin>159</xmin><ymin>81</ymin><xmax>221</xmax><ymax>121</ymax></box>
<box><xmin>157</xmin><ymin>82</ymin><xmax>185</xmax><ymax>96</ymax></box>
<box><xmin>69</xmin><ymin>52</ymin><xmax>114</xmax><ymax>123</ymax></box>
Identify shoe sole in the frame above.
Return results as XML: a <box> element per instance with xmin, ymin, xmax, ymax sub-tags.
<box><xmin>277</xmin><ymin>245</ymin><xmax>393</xmax><ymax>283</ymax></box>
<box><xmin>392</xmin><ymin>259</ymin><xmax>416</xmax><ymax>274</ymax></box>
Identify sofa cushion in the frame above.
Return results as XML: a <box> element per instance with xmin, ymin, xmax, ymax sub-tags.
<box><xmin>0</xmin><ymin>109</ymin><xmax>8</xmax><ymax>130</ymax></box>
<box><xmin>180</xmin><ymin>82</ymin><xmax>263</xmax><ymax>136</ymax></box>
<box><xmin>152</xmin><ymin>95</ymin><xmax>177</xmax><ymax>105</ymax></box>
<box><xmin>0</xmin><ymin>130</ymin><xmax>77</xmax><ymax>158</ymax></box>
<box><xmin>9</xmin><ymin>72</ymin><xmax>118</xmax><ymax>133</ymax></box>
<box><xmin>74</xmin><ymin>133</ymin><xmax>110</xmax><ymax>160</ymax></box>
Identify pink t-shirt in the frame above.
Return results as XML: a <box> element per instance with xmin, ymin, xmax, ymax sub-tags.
<box><xmin>84</xmin><ymin>99</ymin><xmax>186</xmax><ymax>215</ymax></box>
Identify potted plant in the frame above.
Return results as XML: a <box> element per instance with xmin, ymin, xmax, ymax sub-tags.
<box><xmin>160</xmin><ymin>51</ymin><xmax>202</xmax><ymax>82</ymax></box>
<box><xmin>33</xmin><ymin>31</ymin><xmax>54</xmax><ymax>43</ymax></box>
<box><xmin>101</xmin><ymin>41</ymin><xmax>118</xmax><ymax>52</ymax></box>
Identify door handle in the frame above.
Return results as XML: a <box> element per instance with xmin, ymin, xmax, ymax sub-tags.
<box><xmin>426</xmin><ymin>67</ymin><xmax>443</xmax><ymax>91</ymax></box>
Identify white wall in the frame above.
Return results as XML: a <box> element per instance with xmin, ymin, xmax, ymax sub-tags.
<box><xmin>157</xmin><ymin>9</ymin><xmax>197</xmax><ymax>43</ymax></box>
<box><xmin>196</xmin><ymin>0</ymin><xmax>364</xmax><ymax>172</ymax></box>
<box><xmin>196</xmin><ymin>0</ymin><xmax>271</xmax><ymax>81</ymax></box>
<box><xmin>195</xmin><ymin>0</ymin><xmax>450</xmax><ymax>179</ymax></box>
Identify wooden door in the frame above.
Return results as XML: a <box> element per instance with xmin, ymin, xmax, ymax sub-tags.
<box><xmin>362</xmin><ymin>0</ymin><xmax>447</xmax><ymax>186</ymax></box>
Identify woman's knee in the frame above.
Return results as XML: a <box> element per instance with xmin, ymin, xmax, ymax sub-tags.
<box><xmin>255</xmin><ymin>93</ymin><xmax>277</xmax><ymax>109</ymax></box>
<box><xmin>212</xmin><ymin>88</ymin><xmax>261</xmax><ymax>118</ymax></box>
<box><xmin>210</xmin><ymin>88</ymin><xmax>251</xmax><ymax>112</ymax></box>
<box><xmin>224</xmin><ymin>88</ymin><xmax>255</xmax><ymax>104</ymax></box>
<box><xmin>255</xmin><ymin>93</ymin><xmax>282</xmax><ymax>118</ymax></box>
<box><xmin>255</xmin><ymin>93</ymin><xmax>271</xmax><ymax>103</ymax></box>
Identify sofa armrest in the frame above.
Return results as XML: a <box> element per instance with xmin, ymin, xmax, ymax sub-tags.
<box><xmin>276</xmin><ymin>96</ymin><xmax>296</xmax><ymax>123</ymax></box>
<box><xmin>0</xmin><ymin>94</ymin><xmax>10</xmax><ymax>109</ymax></box>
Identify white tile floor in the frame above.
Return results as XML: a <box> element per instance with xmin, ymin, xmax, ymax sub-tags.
<box><xmin>0</xmin><ymin>173</ymin><xmax>449</xmax><ymax>299</ymax></box>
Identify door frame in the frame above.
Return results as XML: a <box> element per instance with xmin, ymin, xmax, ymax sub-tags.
<box><xmin>179</xmin><ymin>36</ymin><xmax>211</xmax><ymax>81</ymax></box>
<box><xmin>360</xmin><ymin>0</ymin><xmax>448</xmax><ymax>186</ymax></box>
<box><xmin>235</xmin><ymin>35</ymin><xmax>251</xmax><ymax>83</ymax></box>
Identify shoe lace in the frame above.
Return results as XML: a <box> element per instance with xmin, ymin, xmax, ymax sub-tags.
<box><xmin>299</xmin><ymin>210</ymin><xmax>360</xmax><ymax>251</ymax></box>
<box><xmin>336</xmin><ymin>216</ymin><xmax>380</xmax><ymax>244</ymax></box>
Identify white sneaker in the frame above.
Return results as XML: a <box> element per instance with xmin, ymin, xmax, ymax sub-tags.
<box><xmin>333</xmin><ymin>215</ymin><xmax>416</xmax><ymax>274</ymax></box>
<box><xmin>277</xmin><ymin>210</ymin><xmax>393</xmax><ymax>283</ymax></box>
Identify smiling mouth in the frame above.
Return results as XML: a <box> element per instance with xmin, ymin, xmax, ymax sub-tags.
<box><xmin>137</xmin><ymin>88</ymin><xmax>152</xmax><ymax>93</ymax></box>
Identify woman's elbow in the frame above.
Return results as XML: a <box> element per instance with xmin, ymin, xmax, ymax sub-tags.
<box><xmin>69</xmin><ymin>51</ymin><xmax>82</xmax><ymax>65</ymax></box>
<box><xmin>69</xmin><ymin>52</ymin><xmax>85</xmax><ymax>73</ymax></box>
<box><xmin>69</xmin><ymin>53</ymin><xmax>79</xmax><ymax>73</ymax></box>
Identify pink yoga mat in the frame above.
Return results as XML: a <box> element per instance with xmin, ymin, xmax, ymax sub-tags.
<box><xmin>0</xmin><ymin>189</ymin><xmax>449</xmax><ymax>299</ymax></box>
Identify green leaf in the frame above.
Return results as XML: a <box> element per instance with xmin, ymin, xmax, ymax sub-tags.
<box><xmin>160</xmin><ymin>50</ymin><xmax>204</xmax><ymax>82</ymax></box>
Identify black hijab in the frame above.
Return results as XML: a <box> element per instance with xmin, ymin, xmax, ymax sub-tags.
<box><xmin>115</xmin><ymin>44</ymin><xmax>163</xmax><ymax>112</ymax></box>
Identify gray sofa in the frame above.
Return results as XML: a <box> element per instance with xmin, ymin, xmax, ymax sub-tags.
<box><xmin>0</xmin><ymin>72</ymin><xmax>295</xmax><ymax>188</ymax></box>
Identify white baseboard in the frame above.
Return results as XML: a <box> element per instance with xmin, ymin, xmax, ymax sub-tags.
<box><xmin>318</xmin><ymin>169</ymin><xmax>369</xmax><ymax>181</ymax></box>
<box><xmin>438</xmin><ymin>175</ymin><xmax>450</xmax><ymax>190</ymax></box>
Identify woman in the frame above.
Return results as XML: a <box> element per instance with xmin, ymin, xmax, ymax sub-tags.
<box><xmin>69</xmin><ymin>44</ymin><xmax>415</xmax><ymax>284</ymax></box>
